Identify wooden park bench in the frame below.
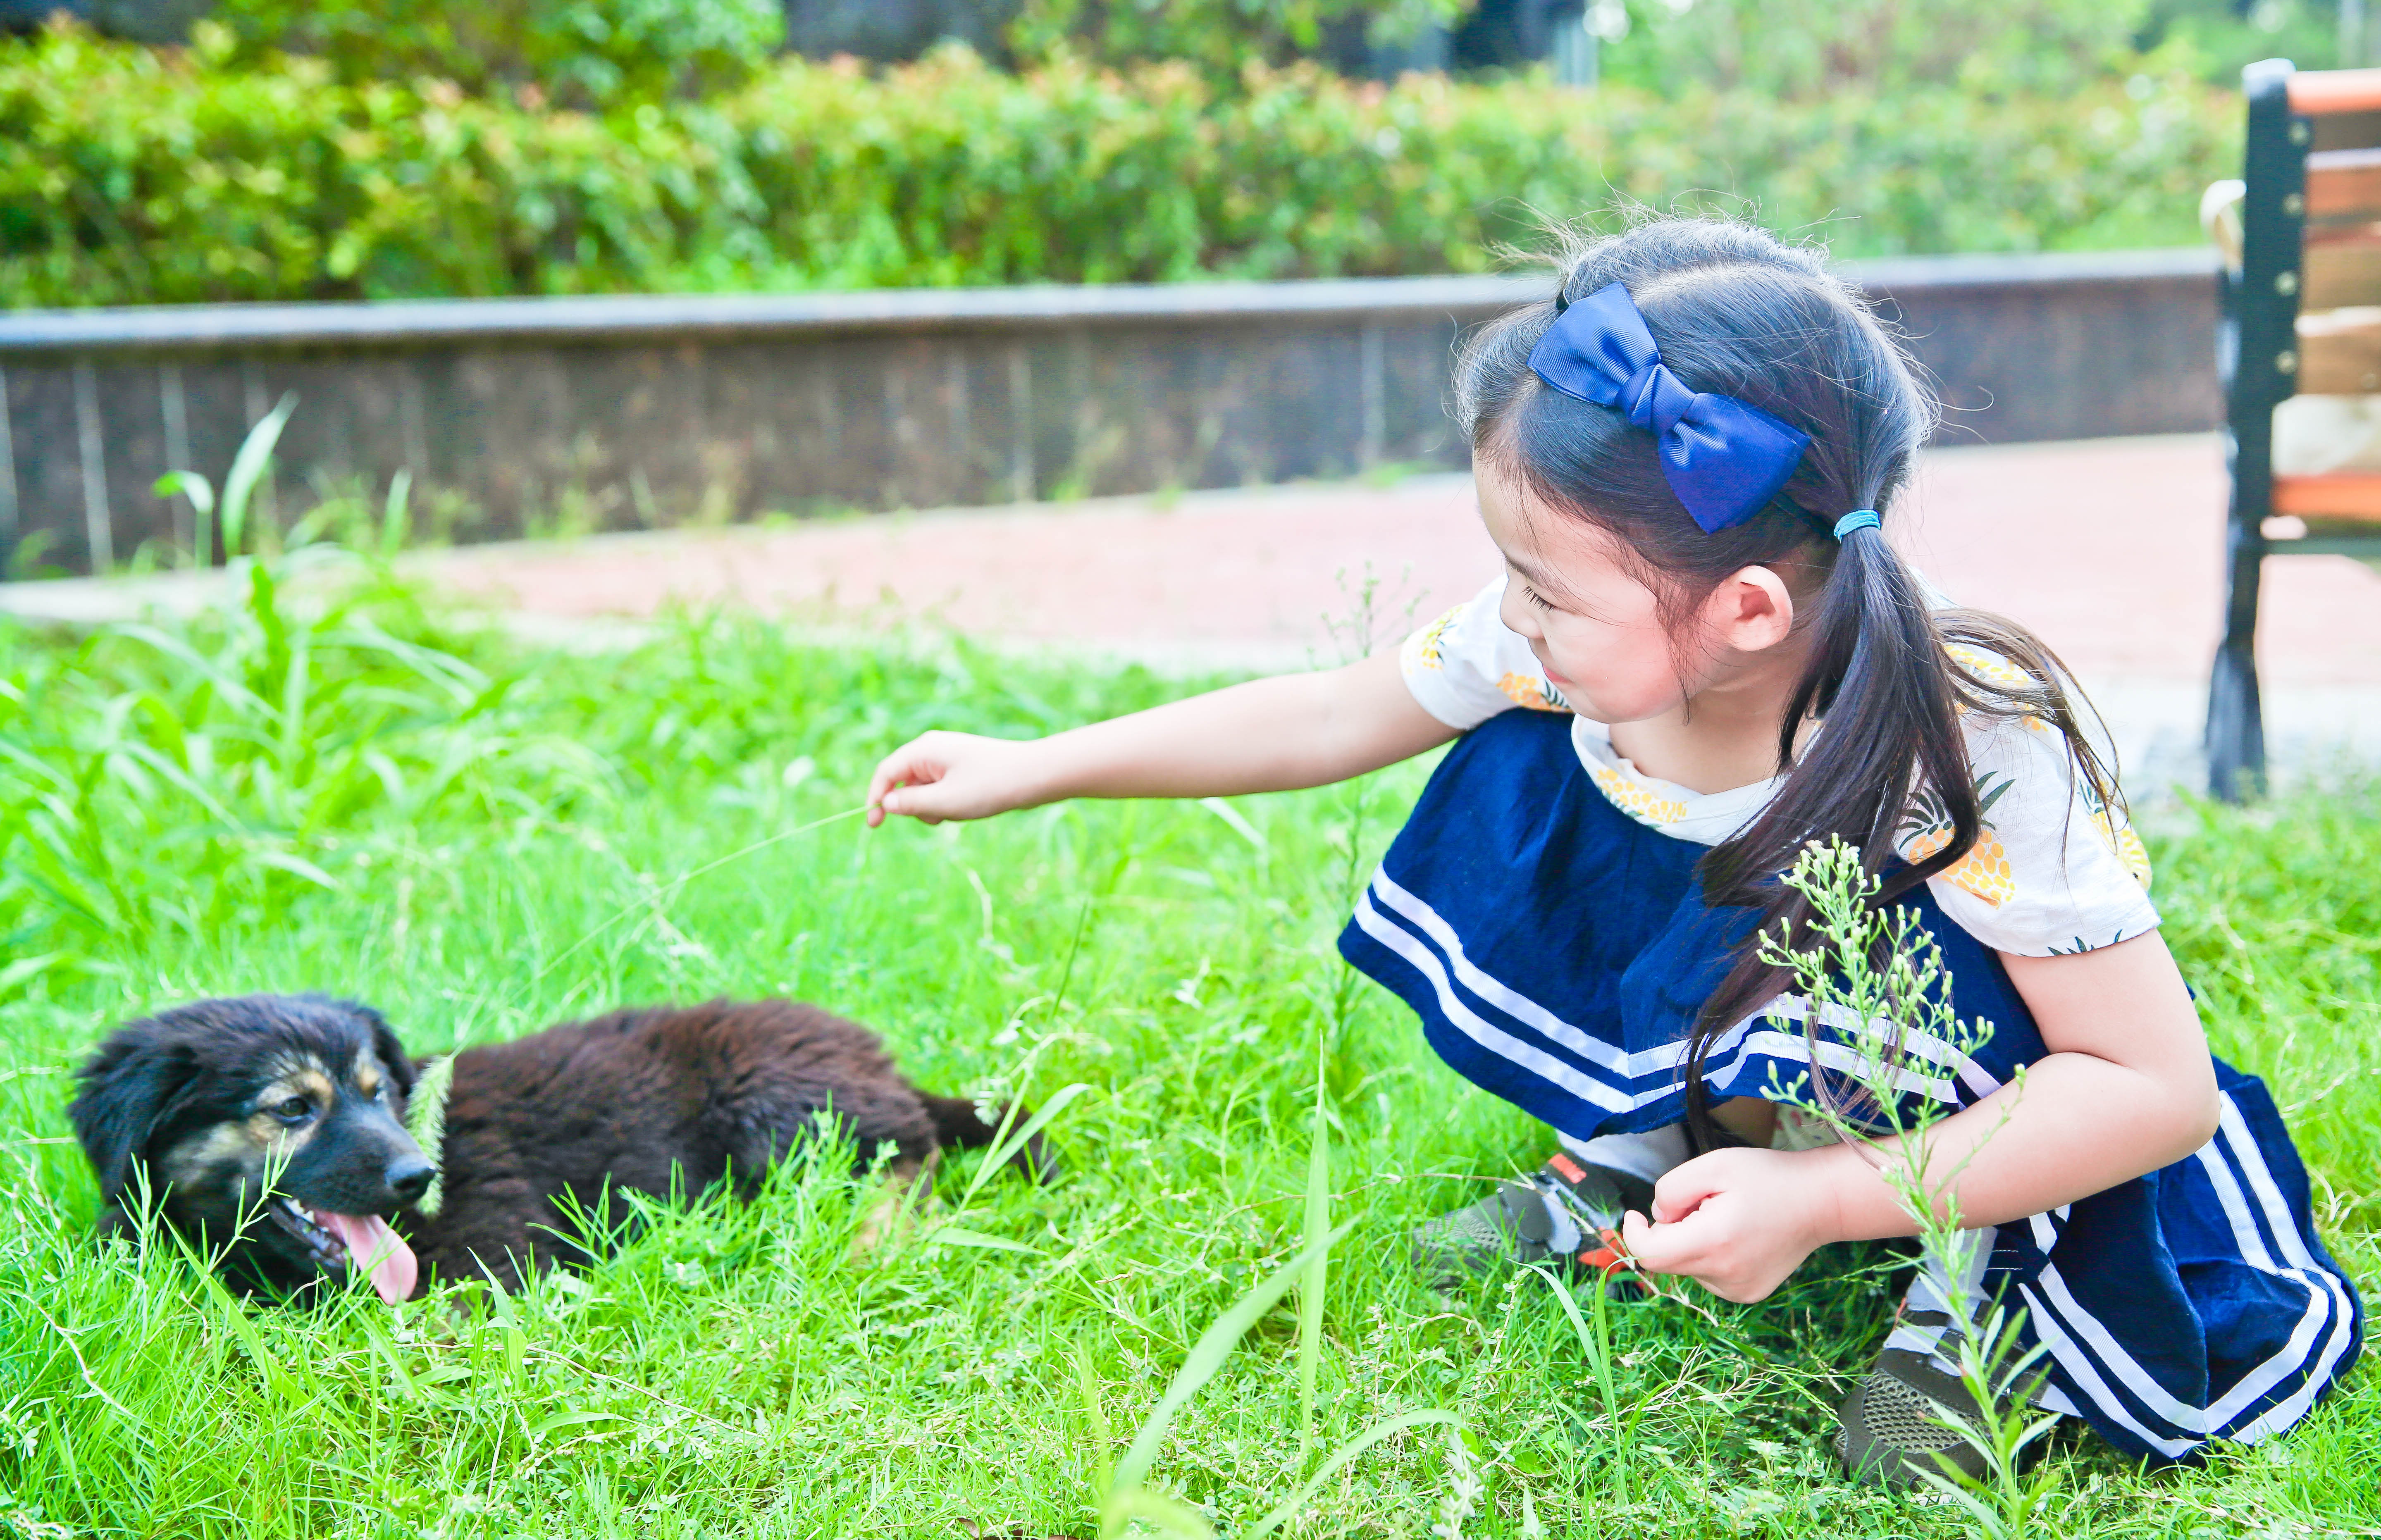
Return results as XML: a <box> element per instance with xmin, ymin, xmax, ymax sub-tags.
<box><xmin>2202</xmin><ymin>60</ymin><xmax>2381</xmax><ymax>798</ymax></box>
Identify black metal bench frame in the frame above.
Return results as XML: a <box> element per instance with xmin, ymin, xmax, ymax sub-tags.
<box><xmin>2210</xmin><ymin>58</ymin><xmax>2381</xmax><ymax>799</ymax></box>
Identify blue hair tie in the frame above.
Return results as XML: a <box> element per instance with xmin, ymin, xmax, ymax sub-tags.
<box><xmin>1528</xmin><ymin>282</ymin><xmax>1811</xmax><ymax>534</ymax></box>
<box><xmin>1833</xmin><ymin>510</ymin><xmax>1881</xmax><ymax>540</ymax></box>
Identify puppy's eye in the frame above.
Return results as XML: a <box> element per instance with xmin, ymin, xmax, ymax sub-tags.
<box><xmin>270</xmin><ymin>1096</ymin><xmax>315</xmax><ymax>1123</ymax></box>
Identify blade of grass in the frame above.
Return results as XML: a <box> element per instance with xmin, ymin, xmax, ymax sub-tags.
<box><xmin>153</xmin><ymin>470</ymin><xmax>215</xmax><ymax>571</ymax></box>
<box><xmin>175</xmin><ymin>1238</ymin><xmax>310</xmax><ymax>1411</ymax></box>
<box><xmin>23</xmin><ymin>1297</ymin><xmax>144</xmax><ymax>1431</ymax></box>
<box><xmin>1107</xmin><ymin>1221</ymin><xmax>1356</xmax><ymax>1509</ymax></box>
<box><xmin>380</xmin><ymin>468</ymin><xmax>412</xmax><ymax>556</ymax></box>
<box><xmin>531</xmin><ymin>803</ymin><xmax>871</xmax><ymax>981</ymax></box>
<box><xmin>1075</xmin><ymin>1340</ymin><xmax>1116</xmax><ymax>1496</ymax></box>
<box><xmin>1243</xmin><ymin>1409</ymin><xmax>1463</xmax><ymax>1540</ymax></box>
<box><xmin>1295</xmin><ymin>1031</ymin><xmax>1329</xmax><ymax>1474</ymax></box>
<box><xmin>476</xmin><ymin>1261</ymin><xmax>528</xmax><ymax>1382</ymax></box>
<box><xmin>923</xmin><ymin>1226</ymin><xmax>1044</xmax><ymax>1256</ymax></box>
<box><xmin>1522</xmin><ymin>1262</ymin><xmax>1631</xmax><ymax>1503</ymax></box>
<box><xmin>1102</xmin><ymin>1485</ymin><xmax>1211</xmax><ymax>1539</ymax></box>
<box><xmin>958</xmin><ymin>1081</ymin><xmax>1090</xmax><ymax>1210</ymax></box>
<box><xmin>219</xmin><ymin>393</ymin><xmax>296</xmax><ymax>560</ymax></box>
<box><xmin>360</xmin><ymin>1314</ymin><xmax>423</xmax><ymax>1404</ymax></box>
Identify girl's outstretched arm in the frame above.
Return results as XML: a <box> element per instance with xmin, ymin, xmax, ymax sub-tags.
<box><xmin>866</xmin><ymin>648</ymin><xmax>1456</xmax><ymax>826</ymax></box>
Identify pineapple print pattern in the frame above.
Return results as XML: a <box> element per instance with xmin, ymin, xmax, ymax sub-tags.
<box><xmin>1591</xmin><ymin>765</ymin><xmax>1689</xmax><ymax>827</ymax></box>
<box><xmin>1496</xmin><ymin>672</ymin><xmax>1571</xmax><ymax>713</ymax></box>
<box><xmin>1898</xmin><ymin>772</ymin><xmax>2018</xmax><ymax>908</ymax></box>
<box><xmin>1410</xmin><ymin>604</ymin><xmax>1466</xmax><ymax>671</ymax></box>
<box><xmin>1944</xmin><ymin>642</ymin><xmax>2049</xmax><ymax>733</ymax></box>
<box><xmin>2083</xmin><ymin>782</ymin><xmax>2153</xmax><ymax>890</ymax></box>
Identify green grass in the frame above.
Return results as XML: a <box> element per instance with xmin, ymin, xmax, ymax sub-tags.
<box><xmin>0</xmin><ymin>564</ymin><xmax>2373</xmax><ymax>1538</ymax></box>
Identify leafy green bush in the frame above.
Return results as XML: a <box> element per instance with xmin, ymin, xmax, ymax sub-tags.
<box><xmin>209</xmin><ymin>0</ymin><xmax>783</xmax><ymax>106</ymax></box>
<box><xmin>1582</xmin><ymin>0</ymin><xmax>2148</xmax><ymax>99</ymax></box>
<box><xmin>0</xmin><ymin>24</ymin><xmax>2240</xmax><ymax>309</ymax></box>
<box><xmin>1005</xmin><ymin>0</ymin><xmax>1460</xmax><ymax>79</ymax></box>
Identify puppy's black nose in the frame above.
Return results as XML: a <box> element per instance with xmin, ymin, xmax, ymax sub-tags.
<box><xmin>385</xmin><ymin>1158</ymin><xmax>435</xmax><ymax>1205</ymax></box>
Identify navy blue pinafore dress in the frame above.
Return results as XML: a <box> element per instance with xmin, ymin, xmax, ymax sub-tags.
<box><xmin>1339</xmin><ymin>710</ymin><xmax>2361</xmax><ymax>1461</ymax></box>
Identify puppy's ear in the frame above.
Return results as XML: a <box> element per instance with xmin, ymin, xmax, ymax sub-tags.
<box><xmin>349</xmin><ymin>1001</ymin><xmax>417</xmax><ymax>1099</ymax></box>
<box><xmin>69</xmin><ymin>1028</ymin><xmax>202</xmax><ymax>1210</ymax></box>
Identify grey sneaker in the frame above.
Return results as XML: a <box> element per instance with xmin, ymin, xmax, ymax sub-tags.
<box><xmin>1410</xmin><ymin>1153</ymin><xmax>1655</xmax><ymax>1294</ymax></box>
<box><xmin>1835</xmin><ymin>1314</ymin><xmax>2051</xmax><ymax>1488</ymax></box>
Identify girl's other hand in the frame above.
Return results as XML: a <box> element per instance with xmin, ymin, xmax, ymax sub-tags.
<box><xmin>867</xmin><ymin>731</ymin><xmax>1047</xmax><ymax>827</ymax></box>
<box><xmin>1618</xmin><ymin>1146</ymin><xmax>1836</xmax><ymax>1303</ymax></box>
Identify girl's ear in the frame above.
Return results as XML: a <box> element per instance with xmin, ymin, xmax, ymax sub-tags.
<box><xmin>1703</xmin><ymin>565</ymin><xmax>1799</xmax><ymax>654</ymax></box>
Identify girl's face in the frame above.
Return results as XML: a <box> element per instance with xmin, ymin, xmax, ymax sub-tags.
<box><xmin>1477</xmin><ymin>455</ymin><xmax>1801</xmax><ymax>726</ymax></box>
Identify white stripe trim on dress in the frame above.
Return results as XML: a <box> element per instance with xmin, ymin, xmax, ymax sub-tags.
<box><xmin>2207</xmin><ymin>1099</ymin><xmax>2360</xmax><ymax>1439</ymax></box>
<box><xmin>2011</xmin><ymin>1094</ymin><xmax>2345</xmax><ymax>1444</ymax></box>
<box><xmin>1755</xmin><ymin>994</ymin><xmax>2004</xmax><ymax>1102</ymax></box>
<box><xmin>1369</xmin><ymin>868</ymin><xmax>1639</xmax><ymax>1073</ymax></box>
<box><xmin>2028</xmin><ymin>1252</ymin><xmax>2340</xmax><ymax>1447</ymax></box>
<box><xmin>1352</xmin><ymin>893</ymin><xmax>1635</xmax><ymax>1113</ymax></box>
<box><xmin>1367</xmin><ymin>868</ymin><xmax>1990</xmax><ymax>1106</ymax></box>
<box><xmin>2193</xmin><ymin>1122</ymin><xmax>2281</xmax><ymax>1273</ymax></box>
<box><xmin>2020</xmin><ymin>1281</ymin><xmax>2200</xmax><ymax>1458</ymax></box>
<box><xmin>1362</xmin><ymin>886</ymin><xmax>1959</xmax><ymax>1111</ymax></box>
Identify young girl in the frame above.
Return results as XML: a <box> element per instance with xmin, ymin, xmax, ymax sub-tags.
<box><xmin>864</xmin><ymin>218</ymin><xmax>2361</xmax><ymax>1483</ymax></box>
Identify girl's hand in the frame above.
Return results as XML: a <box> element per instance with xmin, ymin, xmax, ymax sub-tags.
<box><xmin>867</xmin><ymin>731</ymin><xmax>1052</xmax><ymax>827</ymax></box>
<box><xmin>862</xmin><ymin>652</ymin><xmax>1456</xmax><ymax>829</ymax></box>
<box><xmin>1618</xmin><ymin>1146</ymin><xmax>1839</xmax><ymax>1304</ymax></box>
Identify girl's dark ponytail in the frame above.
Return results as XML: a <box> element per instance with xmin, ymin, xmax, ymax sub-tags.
<box><xmin>1684</xmin><ymin>517</ymin><xmax>1977</xmax><ymax>1144</ymax></box>
<box><xmin>1451</xmin><ymin>216</ymin><xmax>2121</xmax><ymax>1148</ymax></box>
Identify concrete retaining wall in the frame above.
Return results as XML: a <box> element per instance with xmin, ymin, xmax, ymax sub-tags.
<box><xmin>0</xmin><ymin>248</ymin><xmax>2221</xmax><ymax>577</ymax></box>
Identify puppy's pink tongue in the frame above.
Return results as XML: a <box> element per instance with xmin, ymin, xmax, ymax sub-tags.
<box><xmin>314</xmin><ymin>1210</ymin><xmax>418</xmax><ymax>1304</ymax></box>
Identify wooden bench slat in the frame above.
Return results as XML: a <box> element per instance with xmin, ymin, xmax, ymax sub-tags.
<box><xmin>2293</xmin><ymin>306</ymin><xmax>2381</xmax><ymax>391</ymax></box>
<box><xmin>2300</xmin><ymin>236</ymin><xmax>2381</xmax><ymax>308</ymax></box>
<box><xmin>2272</xmin><ymin>472</ymin><xmax>2381</xmax><ymax>520</ymax></box>
<box><xmin>2288</xmin><ymin>69</ymin><xmax>2381</xmax><ymax>116</ymax></box>
<box><xmin>2306</xmin><ymin>148</ymin><xmax>2381</xmax><ymax>221</ymax></box>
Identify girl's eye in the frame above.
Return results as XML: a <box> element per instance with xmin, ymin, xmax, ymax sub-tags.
<box><xmin>271</xmin><ymin>1097</ymin><xmax>314</xmax><ymax>1123</ymax></box>
<box><xmin>1525</xmin><ymin>586</ymin><xmax>1556</xmax><ymax>611</ymax></box>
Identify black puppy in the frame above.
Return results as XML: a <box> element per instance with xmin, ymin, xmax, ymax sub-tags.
<box><xmin>70</xmin><ymin>994</ymin><xmax>1043</xmax><ymax>1301</ymax></box>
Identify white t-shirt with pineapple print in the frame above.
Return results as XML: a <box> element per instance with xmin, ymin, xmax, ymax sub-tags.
<box><xmin>1399</xmin><ymin>575</ymin><xmax>2159</xmax><ymax>959</ymax></box>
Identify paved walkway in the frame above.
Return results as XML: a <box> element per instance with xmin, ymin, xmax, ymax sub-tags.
<box><xmin>7</xmin><ymin>432</ymin><xmax>2379</xmax><ymax>793</ymax></box>
<box><xmin>425</xmin><ymin>431</ymin><xmax>2381</xmax><ymax>792</ymax></box>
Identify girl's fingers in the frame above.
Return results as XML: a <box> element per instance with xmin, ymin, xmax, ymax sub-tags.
<box><xmin>864</xmin><ymin>754</ymin><xmax>913</xmax><ymax>813</ymax></box>
<box><xmin>1619</xmin><ymin>1208</ymin><xmax>1696</xmax><ymax>1275</ymax></box>
<box><xmin>867</xmin><ymin>742</ymin><xmax>949</xmax><ymax>822</ymax></box>
<box><xmin>880</xmin><ymin>773</ymin><xmax>969</xmax><ymax>825</ymax></box>
<box><xmin>1649</xmin><ymin>1160</ymin><xmax>1727</xmax><ymax>1225</ymax></box>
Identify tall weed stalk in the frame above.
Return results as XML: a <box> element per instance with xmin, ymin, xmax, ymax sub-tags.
<box><xmin>1764</xmin><ymin>838</ymin><xmax>2064</xmax><ymax>1536</ymax></box>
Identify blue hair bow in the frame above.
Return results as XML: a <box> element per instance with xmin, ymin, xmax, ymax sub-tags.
<box><xmin>1528</xmin><ymin>282</ymin><xmax>1810</xmax><ymax>534</ymax></box>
